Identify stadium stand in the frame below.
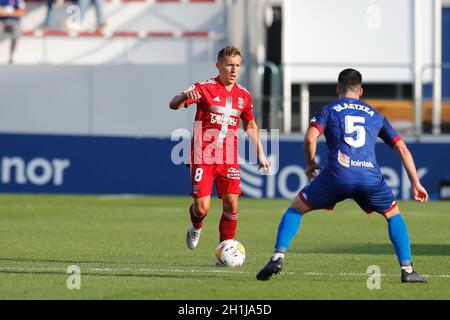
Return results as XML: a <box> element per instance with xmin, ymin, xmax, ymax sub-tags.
<box><xmin>23</xmin><ymin>0</ymin><xmax>224</xmax><ymax>33</ymax></box>
<box><xmin>6</xmin><ymin>0</ymin><xmax>226</xmax><ymax>64</ymax></box>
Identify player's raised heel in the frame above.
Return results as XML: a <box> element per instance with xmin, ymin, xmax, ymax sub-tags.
<box><xmin>186</xmin><ymin>224</ymin><xmax>202</xmax><ymax>249</ymax></box>
<box><xmin>256</xmin><ymin>257</ymin><xmax>284</xmax><ymax>281</ymax></box>
<box><xmin>401</xmin><ymin>270</ymin><xmax>428</xmax><ymax>283</ymax></box>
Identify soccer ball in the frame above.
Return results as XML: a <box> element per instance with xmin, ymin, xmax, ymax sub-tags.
<box><xmin>215</xmin><ymin>239</ymin><xmax>246</xmax><ymax>267</ymax></box>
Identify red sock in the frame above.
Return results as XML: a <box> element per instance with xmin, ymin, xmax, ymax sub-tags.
<box><xmin>189</xmin><ymin>204</ymin><xmax>205</xmax><ymax>229</ymax></box>
<box><xmin>219</xmin><ymin>211</ymin><xmax>238</xmax><ymax>242</ymax></box>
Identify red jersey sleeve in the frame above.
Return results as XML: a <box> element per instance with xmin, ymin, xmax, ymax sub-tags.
<box><xmin>240</xmin><ymin>95</ymin><xmax>254</xmax><ymax>122</ymax></box>
<box><xmin>184</xmin><ymin>83</ymin><xmax>202</xmax><ymax>108</ymax></box>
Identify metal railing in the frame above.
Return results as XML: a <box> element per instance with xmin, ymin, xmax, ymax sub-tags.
<box><xmin>242</xmin><ymin>62</ymin><xmax>450</xmax><ymax>136</ymax></box>
<box><xmin>419</xmin><ymin>63</ymin><xmax>450</xmax><ymax>135</ymax></box>
<box><xmin>240</xmin><ymin>61</ymin><xmax>283</xmax><ymax>131</ymax></box>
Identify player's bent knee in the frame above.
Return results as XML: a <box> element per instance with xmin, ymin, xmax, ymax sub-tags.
<box><xmin>194</xmin><ymin>205</ymin><xmax>208</xmax><ymax>218</ymax></box>
<box><xmin>193</xmin><ymin>197</ymin><xmax>211</xmax><ymax>218</ymax></box>
<box><xmin>193</xmin><ymin>202</ymin><xmax>209</xmax><ymax>218</ymax></box>
<box><xmin>383</xmin><ymin>204</ymin><xmax>400</xmax><ymax>219</ymax></box>
<box><xmin>222</xmin><ymin>201</ymin><xmax>238</xmax><ymax>213</ymax></box>
<box><xmin>221</xmin><ymin>195</ymin><xmax>239</xmax><ymax>213</ymax></box>
<box><xmin>292</xmin><ymin>196</ymin><xmax>312</xmax><ymax>215</ymax></box>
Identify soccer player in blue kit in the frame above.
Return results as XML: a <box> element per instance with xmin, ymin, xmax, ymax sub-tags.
<box><xmin>257</xmin><ymin>69</ymin><xmax>428</xmax><ymax>283</ymax></box>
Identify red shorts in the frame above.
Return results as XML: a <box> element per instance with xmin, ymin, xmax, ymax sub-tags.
<box><xmin>190</xmin><ymin>163</ymin><xmax>242</xmax><ymax>198</ymax></box>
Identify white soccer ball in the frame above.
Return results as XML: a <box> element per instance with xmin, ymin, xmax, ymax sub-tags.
<box><xmin>215</xmin><ymin>239</ymin><xmax>246</xmax><ymax>268</ymax></box>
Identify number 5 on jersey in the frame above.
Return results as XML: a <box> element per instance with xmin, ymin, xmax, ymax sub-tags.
<box><xmin>344</xmin><ymin>115</ymin><xmax>366</xmax><ymax>148</ymax></box>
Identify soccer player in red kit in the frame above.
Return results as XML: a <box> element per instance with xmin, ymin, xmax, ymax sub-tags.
<box><xmin>169</xmin><ymin>46</ymin><xmax>270</xmax><ymax>249</ymax></box>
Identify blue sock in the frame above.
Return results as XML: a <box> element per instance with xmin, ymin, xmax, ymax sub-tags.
<box><xmin>275</xmin><ymin>207</ymin><xmax>302</xmax><ymax>253</ymax></box>
<box><xmin>387</xmin><ymin>214</ymin><xmax>412</xmax><ymax>266</ymax></box>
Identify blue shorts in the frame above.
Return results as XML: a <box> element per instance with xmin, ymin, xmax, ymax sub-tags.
<box><xmin>298</xmin><ymin>174</ymin><xmax>396</xmax><ymax>214</ymax></box>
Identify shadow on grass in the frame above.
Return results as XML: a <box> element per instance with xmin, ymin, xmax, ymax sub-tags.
<box><xmin>0</xmin><ymin>257</ymin><xmax>222</xmax><ymax>270</ymax></box>
<box><xmin>0</xmin><ymin>257</ymin><xmax>116</xmax><ymax>264</ymax></box>
<box><xmin>296</xmin><ymin>244</ymin><xmax>450</xmax><ymax>256</ymax></box>
<box><xmin>0</xmin><ymin>269</ymin><xmax>245</xmax><ymax>281</ymax></box>
<box><xmin>0</xmin><ymin>257</ymin><xmax>247</xmax><ymax>281</ymax></box>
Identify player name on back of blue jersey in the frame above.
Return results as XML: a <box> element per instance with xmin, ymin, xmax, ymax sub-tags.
<box><xmin>332</xmin><ymin>103</ymin><xmax>375</xmax><ymax>117</ymax></box>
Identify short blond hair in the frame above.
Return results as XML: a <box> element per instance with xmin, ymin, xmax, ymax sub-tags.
<box><xmin>217</xmin><ymin>46</ymin><xmax>241</xmax><ymax>63</ymax></box>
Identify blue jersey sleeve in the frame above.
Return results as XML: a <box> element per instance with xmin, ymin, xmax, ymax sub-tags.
<box><xmin>309</xmin><ymin>107</ymin><xmax>328</xmax><ymax>135</ymax></box>
<box><xmin>378</xmin><ymin>117</ymin><xmax>401</xmax><ymax>147</ymax></box>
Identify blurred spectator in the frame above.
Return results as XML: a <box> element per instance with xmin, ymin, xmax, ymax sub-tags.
<box><xmin>78</xmin><ymin>0</ymin><xmax>106</xmax><ymax>32</ymax></box>
<box><xmin>0</xmin><ymin>0</ymin><xmax>25</xmax><ymax>64</ymax></box>
<box><xmin>43</xmin><ymin>0</ymin><xmax>65</xmax><ymax>29</ymax></box>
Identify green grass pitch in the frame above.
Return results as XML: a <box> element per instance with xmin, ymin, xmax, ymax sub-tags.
<box><xmin>0</xmin><ymin>194</ymin><xmax>449</xmax><ymax>300</ymax></box>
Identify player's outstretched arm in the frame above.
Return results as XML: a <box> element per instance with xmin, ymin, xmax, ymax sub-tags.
<box><xmin>242</xmin><ymin>119</ymin><xmax>270</xmax><ymax>173</ymax></box>
<box><xmin>169</xmin><ymin>90</ymin><xmax>201</xmax><ymax>110</ymax></box>
<box><xmin>393</xmin><ymin>140</ymin><xmax>429</xmax><ymax>202</ymax></box>
<box><xmin>304</xmin><ymin>126</ymin><xmax>321</xmax><ymax>180</ymax></box>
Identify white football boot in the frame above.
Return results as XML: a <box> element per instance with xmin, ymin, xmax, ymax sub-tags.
<box><xmin>186</xmin><ymin>224</ymin><xmax>202</xmax><ymax>249</ymax></box>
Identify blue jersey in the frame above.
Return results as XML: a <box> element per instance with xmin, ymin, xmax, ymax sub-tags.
<box><xmin>310</xmin><ymin>97</ymin><xmax>400</xmax><ymax>185</ymax></box>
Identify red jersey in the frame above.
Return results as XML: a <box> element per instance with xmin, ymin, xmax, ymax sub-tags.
<box><xmin>185</xmin><ymin>76</ymin><xmax>254</xmax><ymax>165</ymax></box>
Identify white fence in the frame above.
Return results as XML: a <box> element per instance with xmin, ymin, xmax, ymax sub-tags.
<box><xmin>1</xmin><ymin>0</ymin><xmax>226</xmax><ymax>64</ymax></box>
<box><xmin>0</xmin><ymin>64</ymin><xmax>217</xmax><ymax>137</ymax></box>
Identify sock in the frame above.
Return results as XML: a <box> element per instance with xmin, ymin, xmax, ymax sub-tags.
<box><xmin>272</xmin><ymin>252</ymin><xmax>285</xmax><ymax>261</ymax></box>
<box><xmin>387</xmin><ymin>213</ymin><xmax>412</xmax><ymax>267</ymax></box>
<box><xmin>401</xmin><ymin>265</ymin><xmax>413</xmax><ymax>273</ymax></box>
<box><xmin>275</xmin><ymin>207</ymin><xmax>303</xmax><ymax>253</ymax></box>
<box><xmin>219</xmin><ymin>211</ymin><xmax>238</xmax><ymax>242</ymax></box>
<box><xmin>189</xmin><ymin>204</ymin><xmax>206</xmax><ymax>229</ymax></box>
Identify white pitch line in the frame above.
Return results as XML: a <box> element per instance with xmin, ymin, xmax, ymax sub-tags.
<box><xmin>303</xmin><ymin>272</ymin><xmax>450</xmax><ymax>278</ymax></box>
<box><xmin>0</xmin><ymin>266</ymin><xmax>449</xmax><ymax>278</ymax></box>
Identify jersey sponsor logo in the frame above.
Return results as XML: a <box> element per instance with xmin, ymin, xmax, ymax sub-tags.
<box><xmin>338</xmin><ymin>149</ymin><xmax>375</xmax><ymax>168</ymax></box>
<box><xmin>333</xmin><ymin>103</ymin><xmax>375</xmax><ymax>117</ymax></box>
<box><xmin>210</xmin><ymin>113</ymin><xmax>238</xmax><ymax>127</ymax></box>
<box><xmin>310</xmin><ymin>116</ymin><xmax>317</xmax><ymax>123</ymax></box>
<box><xmin>209</xmin><ymin>96</ymin><xmax>241</xmax><ymax>143</ymax></box>
<box><xmin>350</xmin><ymin>159</ymin><xmax>375</xmax><ymax>168</ymax></box>
<box><xmin>227</xmin><ymin>167</ymin><xmax>241</xmax><ymax>180</ymax></box>
<box><xmin>338</xmin><ymin>150</ymin><xmax>350</xmax><ymax>168</ymax></box>
<box><xmin>213</xmin><ymin>96</ymin><xmax>221</xmax><ymax>102</ymax></box>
